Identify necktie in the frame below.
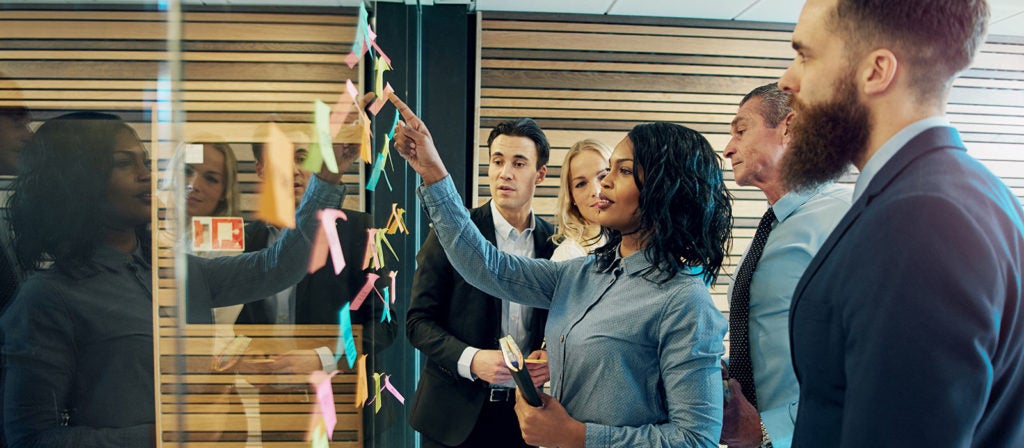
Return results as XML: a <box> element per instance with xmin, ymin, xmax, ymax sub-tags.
<box><xmin>728</xmin><ymin>207</ymin><xmax>776</xmax><ymax>407</ymax></box>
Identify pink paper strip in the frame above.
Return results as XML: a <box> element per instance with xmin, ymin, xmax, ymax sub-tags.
<box><xmin>318</xmin><ymin>209</ymin><xmax>349</xmax><ymax>275</ymax></box>
<box><xmin>382</xmin><ymin>374</ymin><xmax>405</xmax><ymax>404</ymax></box>
<box><xmin>368</xmin><ymin>82</ymin><xmax>395</xmax><ymax>116</ymax></box>
<box><xmin>308</xmin><ymin>370</ymin><xmax>340</xmax><ymax>439</ymax></box>
<box><xmin>388</xmin><ymin>271</ymin><xmax>397</xmax><ymax>304</ymax></box>
<box><xmin>350</xmin><ymin>272</ymin><xmax>381</xmax><ymax>311</ymax></box>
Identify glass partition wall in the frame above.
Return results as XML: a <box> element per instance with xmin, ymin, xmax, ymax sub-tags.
<box><xmin>1</xmin><ymin>1</ymin><xmax>421</xmax><ymax>447</ymax></box>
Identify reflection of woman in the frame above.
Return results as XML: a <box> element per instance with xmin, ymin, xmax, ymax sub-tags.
<box><xmin>551</xmin><ymin>138</ymin><xmax>612</xmax><ymax>262</ymax></box>
<box><xmin>185</xmin><ymin>142</ymin><xmax>240</xmax><ymax>219</ymax></box>
<box><xmin>390</xmin><ymin>93</ymin><xmax>731</xmax><ymax>447</ymax></box>
<box><xmin>1</xmin><ymin>112</ymin><xmax>354</xmax><ymax>447</ymax></box>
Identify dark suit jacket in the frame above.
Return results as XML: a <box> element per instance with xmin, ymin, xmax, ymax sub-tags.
<box><xmin>406</xmin><ymin>203</ymin><xmax>555</xmax><ymax>446</ymax></box>
<box><xmin>789</xmin><ymin>126</ymin><xmax>1024</xmax><ymax>447</ymax></box>
<box><xmin>239</xmin><ymin>210</ymin><xmax>397</xmax><ymax>355</ymax></box>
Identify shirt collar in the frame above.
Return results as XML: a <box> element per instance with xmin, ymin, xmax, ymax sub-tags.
<box><xmin>92</xmin><ymin>242</ymin><xmax>149</xmax><ymax>272</ymax></box>
<box><xmin>489</xmin><ymin>200</ymin><xmax>535</xmax><ymax>240</ymax></box>
<box><xmin>853</xmin><ymin>116</ymin><xmax>950</xmax><ymax>203</ymax></box>
<box><xmin>596</xmin><ymin>244</ymin><xmax>654</xmax><ymax>276</ymax></box>
<box><xmin>772</xmin><ymin>185</ymin><xmax>823</xmax><ymax>223</ymax></box>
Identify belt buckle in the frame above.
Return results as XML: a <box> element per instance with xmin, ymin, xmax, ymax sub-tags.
<box><xmin>488</xmin><ymin>388</ymin><xmax>512</xmax><ymax>402</ymax></box>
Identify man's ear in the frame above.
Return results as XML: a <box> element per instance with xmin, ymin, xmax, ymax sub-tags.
<box><xmin>861</xmin><ymin>48</ymin><xmax>899</xmax><ymax>96</ymax></box>
<box><xmin>255</xmin><ymin>160</ymin><xmax>265</xmax><ymax>180</ymax></box>
<box><xmin>780</xmin><ymin>111</ymin><xmax>796</xmax><ymax>146</ymax></box>
<box><xmin>536</xmin><ymin>165</ymin><xmax>547</xmax><ymax>184</ymax></box>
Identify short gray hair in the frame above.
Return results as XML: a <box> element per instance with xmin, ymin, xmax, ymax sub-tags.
<box><xmin>740</xmin><ymin>83</ymin><xmax>791</xmax><ymax>128</ymax></box>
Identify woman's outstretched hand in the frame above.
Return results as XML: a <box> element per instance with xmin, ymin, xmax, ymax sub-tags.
<box><xmin>388</xmin><ymin>92</ymin><xmax>449</xmax><ymax>185</ymax></box>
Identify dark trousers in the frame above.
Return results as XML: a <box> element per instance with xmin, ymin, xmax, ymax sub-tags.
<box><xmin>420</xmin><ymin>399</ymin><xmax>531</xmax><ymax>448</ymax></box>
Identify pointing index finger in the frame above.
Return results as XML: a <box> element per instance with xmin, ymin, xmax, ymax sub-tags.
<box><xmin>388</xmin><ymin>92</ymin><xmax>417</xmax><ymax>123</ymax></box>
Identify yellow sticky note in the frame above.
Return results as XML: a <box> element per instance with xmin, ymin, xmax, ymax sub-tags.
<box><xmin>256</xmin><ymin>123</ymin><xmax>296</xmax><ymax>228</ymax></box>
<box><xmin>314</xmin><ymin>100</ymin><xmax>338</xmax><ymax>173</ymax></box>
<box><xmin>374</xmin><ymin>56</ymin><xmax>391</xmax><ymax>98</ymax></box>
<box><xmin>373</xmin><ymin>372</ymin><xmax>382</xmax><ymax>414</ymax></box>
<box><xmin>354</xmin><ymin>354</ymin><xmax>369</xmax><ymax>409</ymax></box>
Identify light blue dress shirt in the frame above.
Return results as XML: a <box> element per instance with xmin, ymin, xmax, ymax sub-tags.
<box><xmin>420</xmin><ymin>176</ymin><xmax>726</xmax><ymax>448</ymax></box>
<box><xmin>853</xmin><ymin>116</ymin><xmax>950</xmax><ymax>203</ymax></box>
<box><xmin>728</xmin><ymin>183</ymin><xmax>852</xmax><ymax>447</ymax></box>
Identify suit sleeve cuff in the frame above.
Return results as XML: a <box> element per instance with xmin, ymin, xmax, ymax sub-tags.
<box><xmin>314</xmin><ymin>346</ymin><xmax>335</xmax><ymax>371</ymax></box>
<box><xmin>458</xmin><ymin>346</ymin><xmax>480</xmax><ymax>380</ymax></box>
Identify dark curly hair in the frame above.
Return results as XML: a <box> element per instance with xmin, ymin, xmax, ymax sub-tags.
<box><xmin>595</xmin><ymin>122</ymin><xmax>732</xmax><ymax>285</ymax></box>
<box><xmin>6</xmin><ymin>111</ymin><xmax>147</xmax><ymax>275</ymax></box>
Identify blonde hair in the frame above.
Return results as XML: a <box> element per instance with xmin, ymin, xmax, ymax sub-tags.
<box><xmin>162</xmin><ymin>139</ymin><xmax>240</xmax><ymax>217</ymax></box>
<box><xmin>552</xmin><ymin>138</ymin><xmax>613</xmax><ymax>246</ymax></box>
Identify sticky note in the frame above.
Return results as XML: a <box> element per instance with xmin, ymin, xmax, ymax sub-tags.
<box><xmin>256</xmin><ymin>122</ymin><xmax>296</xmax><ymax>229</ymax></box>
<box><xmin>373</xmin><ymin>373</ymin><xmax>382</xmax><ymax>414</ymax></box>
<box><xmin>383</xmin><ymin>374</ymin><xmax>405</xmax><ymax>404</ymax></box>
<box><xmin>313</xmin><ymin>100</ymin><xmax>338</xmax><ymax>173</ymax></box>
<box><xmin>184</xmin><ymin>143</ymin><xmax>204</xmax><ymax>164</ymax></box>
<box><xmin>369</xmin><ymin>82</ymin><xmax>394</xmax><ymax>116</ymax></box>
<box><xmin>354</xmin><ymin>354</ymin><xmax>368</xmax><ymax>408</ymax></box>
<box><xmin>329</xmin><ymin>92</ymin><xmax>353</xmax><ymax>138</ymax></box>
<box><xmin>308</xmin><ymin>370</ymin><xmax>339</xmax><ymax>438</ymax></box>
<box><xmin>318</xmin><ymin>209</ymin><xmax>349</xmax><ymax>275</ymax></box>
<box><xmin>362</xmin><ymin>228</ymin><xmax>378</xmax><ymax>270</ymax></box>
<box><xmin>388</xmin><ymin>271</ymin><xmax>397</xmax><ymax>304</ymax></box>
<box><xmin>385</xmin><ymin>203</ymin><xmax>409</xmax><ymax>235</ymax></box>
<box><xmin>380</xmin><ymin>288</ymin><xmax>391</xmax><ymax>323</ymax></box>
<box><xmin>309</xmin><ymin>421</ymin><xmax>329</xmax><ymax>448</ymax></box>
<box><xmin>346</xmin><ymin>79</ymin><xmax>360</xmax><ymax>103</ymax></box>
<box><xmin>366</xmin><ymin>151</ymin><xmax>387</xmax><ymax>192</ymax></box>
<box><xmin>350</xmin><ymin>272</ymin><xmax>381</xmax><ymax>311</ymax></box>
<box><xmin>335</xmin><ymin>303</ymin><xmax>358</xmax><ymax>369</ymax></box>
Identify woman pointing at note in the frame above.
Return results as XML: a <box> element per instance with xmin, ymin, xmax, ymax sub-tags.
<box><xmin>388</xmin><ymin>93</ymin><xmax>730</xmax><ymax>448</ymax></box>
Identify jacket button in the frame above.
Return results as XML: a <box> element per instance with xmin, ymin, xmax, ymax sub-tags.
<box><xmin>560</xmin><ymin>335</ymin><xmax>565</xmax><ymax>343</ymax></box>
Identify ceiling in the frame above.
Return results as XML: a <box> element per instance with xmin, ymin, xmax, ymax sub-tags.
<box><xmin>4</xmin><ymin>0</ymin><xmax>1023</xmax><ymax>36</ymax></box>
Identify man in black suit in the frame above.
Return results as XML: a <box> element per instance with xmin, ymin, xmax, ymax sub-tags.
<box><xmin>407</xmin><ymin>118</ymin><xmax>555</xmax><ymax>448</ymax></box>
<box><xmin>239</xmin><ymin>142</ymin><xmax>397</xmax><ymax>370</ymax></box>
<box><xmin>779</xmin><ymin>0</ymin><xmax>1023</xmax><ymax>446</ymax></box>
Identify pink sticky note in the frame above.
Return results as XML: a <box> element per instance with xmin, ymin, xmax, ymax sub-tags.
<box><xmin>318</xmin><ymin>209</ymin><xmax>349</xmax><ymax>275</ymax></box>
<box><xmin>369</xmin><ymin>82</ymin><xmax>395</xmax><ymax>116</ymax></box>
<box><xmin>346</xmin><ymin>79</ymin><xmax>360</xmax><ymax>102</ymax></box>
<box><xmin>388</xmin><ymin>271</ymin><xmax>397</xmax><ymax>304</ymax></box>
<box><xmin>329</xmin><ymin>92</ymin><xmax>354</xmax><ymax>137</ymax></box>
<box><xmin>383</xmin><ymin>374</ymin><xmax>405</xmax><ymax>404</ymax></box>
<box><xmin>371</xmin><ymin>40</ymin><xmax>392</xmax><ymax>67</ymax></box>
<box><xmin>345</xmin><ymin>50</ymin><xmax>361</xmax><ymax>69</ymax></box>
<box><xmin>350</xmin><ymin>272</ymin><xmax>381</xmax><ymax>311</ymax></box>
<box><xmin>308</xmin><ymin>370</ymin><xmax>340</xmax><ymax>439</ymax></box>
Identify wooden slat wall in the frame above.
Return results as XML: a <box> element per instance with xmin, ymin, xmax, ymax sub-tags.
<box><xmin>1</xmin><ymin>7</ymin><xmax>366</xmax><ymax>446</ymax></box>
<box><xmin>476</xmin><ymin>13</ymin><xmax>1024</xmax><ymax>320</ymax></box>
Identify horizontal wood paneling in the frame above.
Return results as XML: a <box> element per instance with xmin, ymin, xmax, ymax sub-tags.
<box><xmin>477</xmin><ymin>12</ymin><xmax>1024</xmax><ymax>326</ymax></box>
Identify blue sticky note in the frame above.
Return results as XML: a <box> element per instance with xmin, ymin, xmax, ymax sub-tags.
<box><xmin>366</xmin><ymin>151</ymin><xmax>387</xmax><ymax>191</ymax></box>
<box><xmin>381</xmin><ymin>288</ymin><xmax>392</xmax><ymax>323</ymax></box>
<box><xmin>335</xmin><ymin>303</ymin><xmax>358</xmax><ymax>369</ymax></box>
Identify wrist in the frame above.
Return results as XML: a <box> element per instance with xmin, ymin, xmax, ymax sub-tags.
<box><xmin>315</xmin><ymin>170</ymin><xmax>344</xmax><ymax>185</ymax></box>
<box><xmin>420</xmin><ymin>167</ymin><xmax>449</xmax><ymax>186</ymax></box>
<box><xmin>562</xmin><ymin>419</ymin><xmax>586</xmax><ymax>448</ymax></box>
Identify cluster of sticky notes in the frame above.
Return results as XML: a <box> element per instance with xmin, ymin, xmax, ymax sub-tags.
<box><xmin>362</xmin><ymin>228</ymin><xmax>399</xmax><ymax>271</ymax></box>
<box><xmin>384</xmin><ymin>203</ymin><xmax>409</xmax><ymax>235</ymax></box>
<box><xmin>367</xmin><ymin>111</ymin><xmax>402</xmax><ymax>192</ymax></box>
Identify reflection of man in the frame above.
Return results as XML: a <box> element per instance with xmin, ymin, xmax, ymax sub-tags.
<box><xmin>779</xmin><ymin>0</ymin><xmax>1024</xmax><ymax>446</ymax></box>
<box><xmin>0</xmin><ymin>106</ymin><xmax>32</xmax><ymax>177</ymax></box>
<box><xmin>0</xmin><ymin>105</ymin><xmax>30</xmax><ymax>448</ymax></box>
<box><xmin>239</xmin><ymin>142</ymin><xmax>397</xmax><ymax>372</ymax></box>
<box><xmin>720</xmin><ymin>83</ymin><xmax>850</xmax><ymax>448</ymax></box>
<box><xmin>407</xmin><ymin>118</ymin><xmax>555</xmax><ymax>448</ymax></box>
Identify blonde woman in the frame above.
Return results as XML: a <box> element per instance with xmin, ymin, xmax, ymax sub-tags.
<box><xmin>550</xmin><ymin>139</ymin><xmax>612</xmax><ymax>261</ymax></box>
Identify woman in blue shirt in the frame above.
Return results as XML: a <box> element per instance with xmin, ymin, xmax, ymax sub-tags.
<box><xmin>1</xmin><ymin>111</ymin><xmax>357</xmax><ymax>447</ymax></box>
<box><xmin>389</xmin><ymin>93</ymin><xmax>731</xmax><ymax>448</ymax></box>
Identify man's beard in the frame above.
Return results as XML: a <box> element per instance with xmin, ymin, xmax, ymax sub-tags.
<box><xmin>781</xmin><ymin>73</ymin><xmax>870</xmax><ymax>192</ymax></box>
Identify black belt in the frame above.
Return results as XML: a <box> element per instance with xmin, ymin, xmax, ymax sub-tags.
<box><xmin>487</xmin><ymin>388</ymin><xmax>516</xmax><ymax>403</ymax></box>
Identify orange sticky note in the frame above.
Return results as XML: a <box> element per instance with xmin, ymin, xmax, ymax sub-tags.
<box><xmin>354</xmin><ymin>354</ymin><xmax>368</xmax><ymax>408</ymax></box>
<box><xmin>256</xmin><ymin>123</ymin><xmax>296</xmax><ymax>228</ymax></box>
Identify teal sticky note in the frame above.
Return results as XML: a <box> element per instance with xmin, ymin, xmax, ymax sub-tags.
<box><xmin>335</xmin><ymin>303</ymin><xmax>358</xmax><ymax>369</ymax></box>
